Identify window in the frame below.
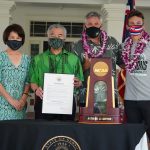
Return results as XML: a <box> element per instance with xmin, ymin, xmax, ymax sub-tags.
<box><xmin>30</xmin><ymin>44</ymin><xmax>39</xmax><ymax>57</ymax></box>
<box><xmin>30</xmin><ymin>21</ymin><xmax>83</xmax><ymax>38</ymax></box>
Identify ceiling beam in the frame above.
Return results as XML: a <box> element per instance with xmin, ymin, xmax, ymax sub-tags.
<box><xmin>10</xmin><ymin>0</ymin><xmax>126</xmax><ymax>5</ymax></box>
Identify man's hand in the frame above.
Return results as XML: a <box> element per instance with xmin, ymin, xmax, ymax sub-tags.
<box><xmin>83</xmin><ymin>53</ymin><xmax>91</xmax><ymax>71</ymax></box>
<box><xmin>35</xmin><ymin>87</ymin><xmax>43</xmax><ymax>99</ymax></box>
<box><xmin>74</xmin><ymin>77</ymin><xmax>82</xmax><ymax>88</ymax></box>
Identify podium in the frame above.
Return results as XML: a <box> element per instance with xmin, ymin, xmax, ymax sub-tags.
<box><xmin>79</xmin><ymin>58</ymin><xmax>123</xmax><ymax>124</ymax></box>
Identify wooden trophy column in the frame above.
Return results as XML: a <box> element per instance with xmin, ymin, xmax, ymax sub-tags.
<box><xmin>79</xmin><ymin>58</ymin><xmax>123</xmax><ymax>124</ymax></box>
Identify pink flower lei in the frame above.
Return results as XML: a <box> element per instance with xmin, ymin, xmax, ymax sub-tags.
<box><xmin>122</xmin><ymin>31</ymin><xmax>150</xmax><ymax>73</ymax></box>
<box><xmin>82</xmin><ymin>30</ymin><xmax>108</xmax><ymax>58</ymax></box>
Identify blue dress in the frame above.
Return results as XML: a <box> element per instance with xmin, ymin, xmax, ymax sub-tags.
<box><xmin>0</xmin><ymin>51</ymin><xmax>30</xmax><ymax>120</ymax></box>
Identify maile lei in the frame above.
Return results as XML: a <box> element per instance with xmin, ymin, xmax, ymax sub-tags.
<box><xmin>82</xmin><ymin>30</ymin><xmax>108</xmax><ymax>58</ymax></box>
<box><xmin>122</xmin><ymin>31</ymin><xmax>150</xmax><ymax>73</ymax></box>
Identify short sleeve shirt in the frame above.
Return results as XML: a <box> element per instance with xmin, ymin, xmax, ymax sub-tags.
<box><xmin>29</xmin><ymin>49</ymin><xmax>84</xmax><ymax>88</ymax></box>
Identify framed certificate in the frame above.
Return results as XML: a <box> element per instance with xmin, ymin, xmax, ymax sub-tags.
<box><xmin>42</xmin><ymin>73</ymin><xmax>74</xmax><ymax>114</ymax></box>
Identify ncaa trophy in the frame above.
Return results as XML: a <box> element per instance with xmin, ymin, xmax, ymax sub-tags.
<box><xmin>79</xmin><ymin>58</ymin><xmax>123</xmax><ymax>124</ymax></box>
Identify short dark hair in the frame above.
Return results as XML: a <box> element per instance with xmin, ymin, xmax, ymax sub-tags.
<box><xmin>3</xmin><ymin>24</ymin><xmax>25</xmax><ymax>45</ymax></box>
<box><xmin>128</xmin><ymin>10</ymin><xmax>144</xmax><ymax>22</ymax></box>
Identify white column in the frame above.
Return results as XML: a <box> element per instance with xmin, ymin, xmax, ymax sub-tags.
<box><xmin>101</xmin><ymin>4</ymin><xmax>126</xmax><ymax>43</ymax></box>
<box><xmin>0</xmin><ymin>1</ymin><xmax>15</xmax><ymax>52</ymax></box>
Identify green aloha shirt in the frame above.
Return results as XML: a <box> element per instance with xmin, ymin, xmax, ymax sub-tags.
<box><xmin>29</xmin><ymin>49</ymin><xmax>84</xmax><ymax>95</ymax></box>
<box><xmin>73</xmin><ymin>36</ymin><xmax>123</xmax><ymax>105</ymax></box>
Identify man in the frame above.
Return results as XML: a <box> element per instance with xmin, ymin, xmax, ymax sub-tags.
<box><xmin>73</xmin><ymin>11</ymin><xmax>122</xmax><ymax>107</ymax></box>
<box><xmin>122</xmin><ymin>10</ymin><xmax>150</xmax><ymax>140</ymax></box>
<box><xmin>30</xmin><ymin>24</ymin><xmax>84</xmax><ymax>121</ymax></box>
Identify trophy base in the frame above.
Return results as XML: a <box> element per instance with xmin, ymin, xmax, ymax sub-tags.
<box><xmin>79</xmin><ymin>108</ymin><xmax>123</xmax><ymax>124</ymax></box>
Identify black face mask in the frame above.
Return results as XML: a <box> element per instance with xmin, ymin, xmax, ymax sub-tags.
<box><xmin>85</xmin><ymin>26</ymin><xmax>100</xmax><ymax>38</ymax></box>
<box><xmin>6</xmin><ymin>40</ymin><xmax>22</xmax><ymax>50</ymax></box>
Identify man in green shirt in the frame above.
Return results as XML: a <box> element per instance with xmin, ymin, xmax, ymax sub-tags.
<box><xmin>30</xmin><ymin>24</ymin><xmax>84</xmax><ymax>121</ymax></box>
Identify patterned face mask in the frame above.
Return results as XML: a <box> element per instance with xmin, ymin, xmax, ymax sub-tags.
<box><xmin>48</xmin><ymin>38</ymin><xmax>64</xmax><ymax>49</ymax></box>
<box><xmin>129</xmin><ymin>25</ymin><xmax>143</xmax><ymax>36</ymax></box>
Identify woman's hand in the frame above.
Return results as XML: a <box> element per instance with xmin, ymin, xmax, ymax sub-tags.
<box><xmin>10</xmin><ymin>99</ymin><xmax>22</xmax><ymax>111</ymax></box>
<box><xmin>19</xmin><ymin>99</ymin><xmax>26</xmax><ymax>110</ymax></box>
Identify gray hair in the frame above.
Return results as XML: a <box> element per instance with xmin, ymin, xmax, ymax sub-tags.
<box><xmin>47</xmin><ymin>24</ymin><xmax>67</xmax><ymax>38</ymax></box>
<box><xmin>85</xmin><ymin>11</ymin><xmax>102</xmax><ymax>23</ymax></box>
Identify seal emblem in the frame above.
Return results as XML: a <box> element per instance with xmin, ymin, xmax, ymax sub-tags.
<box><xmin>42</xmin><ymin>136</ymin><xmax>81</xmax><ymax>150</ymax></box>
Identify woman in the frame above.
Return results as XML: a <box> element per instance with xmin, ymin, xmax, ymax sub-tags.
<box><xmin>0</xmin><ymin>24</ymin><xmax>30</xmax><ymax>120</ymax></box>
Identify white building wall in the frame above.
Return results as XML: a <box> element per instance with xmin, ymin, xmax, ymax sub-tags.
<box><xmin>11</xmin><ymin>4</ymin><xmax>102</xmax><ymax>55</ymax></box>
<box><xmin>138</xmin><ymin>8</ymin><xmax>150</xmax><ymax>34</ymax></box>
<box><xmin>0</xmin><ymin>1</ymin><xmax>15</xmax><ymax>52</ymax></box>
<box><xmin>101</xmin><ymin>4</ymin><xmax>125</xmax><ymax>43</ymax></box>
<box><xmin>10</xmin><ymin>3</ymin><xmax>127</xmax><ymax>55</ymax></box>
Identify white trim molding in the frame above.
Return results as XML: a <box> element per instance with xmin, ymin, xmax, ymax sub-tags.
<box><xmin>136</xmin><ymin>0</ymin><xmax>150</xmax><ymax>8</ymax></box>
<box><xmin>0</xmin><ymin>1</ymin><xmax>15</xmax><ymax>51</ymax></box>
<box><xmin>0</xmin><ymin>1</ymin><xmax>15</xmax><ymax>17</ymax></box>
<box><xmin>101</xmin><ymin>4</ymin><xmax>126</xmax><ymax>43</ymax></box>
<box><xmin>11</xmin><ymin>0</ymin><xmax>125</xmax><ymax>5</ymax></box>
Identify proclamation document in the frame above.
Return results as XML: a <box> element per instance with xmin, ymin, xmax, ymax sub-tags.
<box><xmin>42</xmin><ymin>73</ymin><xmax>74</xmax><ymax>114</ymax></box>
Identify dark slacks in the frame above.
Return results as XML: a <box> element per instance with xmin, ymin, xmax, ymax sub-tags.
<box><xmin>124</xmin><ymin>100</ymin><xmax>150</xmax><ymax>139</ymax></box>
<box><xmin>34</xmin><ymin>96</ymin><xmax>76</xmax><ymax>121</ymax></box>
